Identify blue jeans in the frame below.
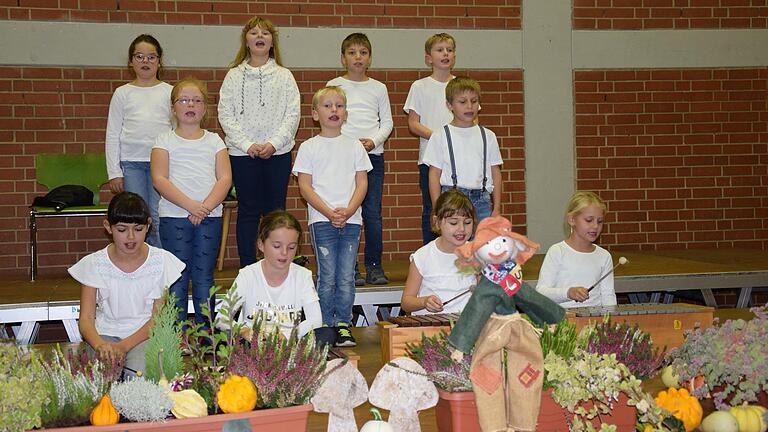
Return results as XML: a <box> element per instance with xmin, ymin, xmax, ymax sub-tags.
<box><xmin>441</xmin><ymin>185</ymin><xmax>492</xmax><ymax>222</ymax></box>
<box><xmin>361</xmin><ymin>154</ymin><xmax>384</xmax><ymax>270</ymax></box>
<box><xmin>160</xmin><ymin>216</ymin><xmax>222</xmax><ymax>324</ymax></box>
<box><xmin>419</xmin><ymin>164</ymin><xmax>438</xmax><ymax>245</ymax></box>
<box><xmin>310</xmin><ymin>222</ymin><xmax>360</xmax><ymax>326</ymax></box>
<box><xmin>121</xmin><ymin>161</ymin><xmax>161</xmax><ymax>247</ymax></box>
<box><xmin>230</xmin><ymin>153</ymin><xmax>291</xmax><ymax>268</ymax></box>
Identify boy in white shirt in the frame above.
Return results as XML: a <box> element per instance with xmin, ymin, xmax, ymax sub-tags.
<box><xmin>403</xmin><ymin>33</ymin><xmax>457</xmax><ymax>244</ymax></box>
<box><xmin>292</xmin><ymin>86</ymin><xmax>372</xmax><ymax>347</ymax></box>
<box><xmin>423</xmin><ymin>76</ymin><xmax>503</xmax><ymax>222</ymax></box>
<box><xmin>328</xmin><ymin>33</ymin><xmax>393</xmax><ymax>286</ymax></box>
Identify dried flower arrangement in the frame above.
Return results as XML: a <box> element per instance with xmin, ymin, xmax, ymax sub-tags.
<box><xmin>582</xmin><ymin>317</ymin><xmax>666</xmax><ymax>380</ymax></box>
<box><xmin>668</xmin><ymin>303</ymin><xmax>768</xmax><ymax>410</ymax></box>
<box><xmin>109</xmin><ymin>378</ymin><xmax>174</xmax><ymax>422</ymax></box>
<box><xmin>0</xmin><ymin>341</ymin><xmax>47</xmax><ymax>431</ymax></box>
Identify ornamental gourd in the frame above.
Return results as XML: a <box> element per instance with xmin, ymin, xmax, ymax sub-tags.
<box><xmin>217</xmin><ymin>375</ymin><xmax>258</xmax><ymax>414</ymax></box>
<box><xmin>729</xmin><ymin>404</ymin><xmax>767</xmax><ymax>432</ymax></box>
<box><xmin>654</xmin><ymin>387</ymin><xmax>703</xmax><ymax>432</ymax></box>
<box><xmin>660</xmin><ymin>365</ymin><xmax>680</xmax><ymax>389</ymax></box>
<box><xmin>360</xmin><ymin>408</ymin><xmax>394</xmax><ymax>432</ymax></box>
<box><xmin>90</xmin><ymin>395</ymin><xmax>120</xmax><ymax>425</ymax></box>
<box><xmin>170</xmin><ymin>389</ymin><xmax>208</xmax><ymax>419</ymax></box>
<box><xmin>700</xmin><ymin>410</ymin><xmax>740</xmax><ymax>432</ymax></box>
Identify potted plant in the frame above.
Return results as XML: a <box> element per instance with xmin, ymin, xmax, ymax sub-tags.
<box><xmin>582</xmin><ymin>316</ymin><xmax>666</xmax><ymax>380</ymax></box>
<box><xmin>667</xmin><ymin>303</ymin><xmax>768</xmax><ymax>410</ymax></box>
<box><xmin>31</xmin><ymin>286</ymin><xmax>331</xmax><ymax>431</ymax></box>
<box><xmin>0</xmin><ymin>341</ymin><xmax>48</xmax><ymax>431</ymax></box>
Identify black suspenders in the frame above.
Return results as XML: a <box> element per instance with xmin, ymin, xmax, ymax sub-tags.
<box><xmin>443</xmin><ymin>125</ymin><xmax>488</xmax><ymax>192</ymax></box>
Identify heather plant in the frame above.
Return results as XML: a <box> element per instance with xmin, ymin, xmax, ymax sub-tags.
<box><xmin>0</xmin><ymin>342</ymin><xmax>47</xmax><ymax>432</ymax></box>
<box><xmin>583</xmin><ymin>317</ymin><xmax>666</xmax><ymax>380</ymax></box>
<box><xmin>228</xmin><ymin>310</ymin><xmax>328</xmax><ymax>408</ymax></box>
<box><xmin>40</xmin><ymin>346</ymin><xmax>116</xmax><ymax>427</ymax></box>
<box><xmin>668</xmin><ymin>303</ymin><xmax>768</xmax><ymax>409</ymax></box>
<box><xmin>406</xmin><ymin>331</ymin><xmax>472</xmax><ymax>392</ymax></box>
<box><xmin>144</xmin><ymin>291</ymin><xmax>184</xmax><ymax>383</ymax></box>
<box><xmin>64</xmin><ymin>346</ymin><xmax>123</xmax><ymax>383</ymax></box>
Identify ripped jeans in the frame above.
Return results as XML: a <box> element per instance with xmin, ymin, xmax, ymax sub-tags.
<box><xmin>309</xmin><ymin>221</ymin><xmax>361</xmax><ymax>326</ymax></box>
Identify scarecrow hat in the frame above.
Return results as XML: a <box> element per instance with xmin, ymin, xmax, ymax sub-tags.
<box><xmin>456</xmin><ymin>216</ymin><xmax>540</xmax><ymax>265</ymax></box>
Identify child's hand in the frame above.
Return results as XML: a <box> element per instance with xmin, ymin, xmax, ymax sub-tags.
<box><xmin>96</xmin><ymin>342</ymin><xmax>126</xmax><ymax>362</ymax></box>
<box><xmin>359</xmin><ymin>138</ymin><xmax>375</xmax><ymax>152</ymax></box>
<box><xmin>108</xmin><ymin>177</ymin><xmax>124</xmax><ymax>194</ymax></box>
<box><xmin>567</xmin><ymin>287</ymin><xmax>590</xmax><ymax>302</ymax></box>
<box><xmin>450</xmin><ymin>349</ymin><xmax>464</xmax><ymax>363</ymax></box>
<box><xmin>188</xmin><ymin>202</ymin><xmax>210</xmax><ymax>220</ymax></box>
<box><xmin>491</xmin><ymin>207</ymin><xmax>501</xmax><ymax>217</ymax></box>
<box><xmin>188</xmin><ymin>214</ymin><xmax>204</xmax><ymax>226</ymax></box>
<box><xmin>424</xmin><ymin>295</ymin><xmax>444</xmax><ymax>313</ymax></box>
<box><xmin>258</xmin><ymin>143</ymin><xmax>276</xmax><ymax>159</ymax></box>
<box><xmin>247</xmin><ymin>143</ymin><xmax>263</xmax><ymax>158</ymax></box>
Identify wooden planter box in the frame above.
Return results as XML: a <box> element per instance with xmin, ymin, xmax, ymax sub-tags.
<box><xmin>40</xmin><ymin>404</ymin><xmax>312</xmax><ymax>432</ymax></box>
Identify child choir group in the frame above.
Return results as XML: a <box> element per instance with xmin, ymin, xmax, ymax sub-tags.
<box><xmin>69</xmin><ymin>16</ymin><xmax>618</xmax><ymax>375</ymax></box>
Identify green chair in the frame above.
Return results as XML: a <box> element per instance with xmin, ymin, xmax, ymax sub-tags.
<box><xmin>30</xmin><ymin>153</ymin><xmax>109</xmax><ymax>281</ymax></box>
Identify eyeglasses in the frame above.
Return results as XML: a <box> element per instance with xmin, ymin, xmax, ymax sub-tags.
<box><xmin>132</xmin><ymin>53</ymin><xmax>159</xmax><ymax>63</ymax></box>
<box><xmin>175</xmin><ymin>97</ymin><xmax>205</xmax><ymax>105</ymax></box>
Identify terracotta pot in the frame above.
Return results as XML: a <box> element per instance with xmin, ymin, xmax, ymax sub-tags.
<box><xmin>40</xmin><ymin>404</ymin><xmax>312</xmax><ymax>432</ymax></box>
<box><xmin>568</xmin><ymin>392</ymin><xmax>637</xmax><ymax>432</ymax></box>
<box><xmin>537</xmin><ymin>388</ymin><xmax>568</xmax><ymax>431</ymax></box>
<box><xmin>435</xmin><ymin>389</ymin><xmax>481</xmax><ymax>432</ymax></box>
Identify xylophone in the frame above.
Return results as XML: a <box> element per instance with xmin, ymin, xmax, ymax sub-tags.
<box><xmin>378</xmin><ymin>313</ymin><xmax>460</xmax><ymax>362</ymax></box>
<box><xmin>566</xmin><ymin>303</ymin><xmax>714</xmax><ymax>349</ymax></box>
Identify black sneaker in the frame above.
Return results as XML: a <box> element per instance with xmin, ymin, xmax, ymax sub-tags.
<box><xmin>365</xmin><ymin>266</ymin><xmax>389</xmax><ymax>285</ymax></box>
<box><xmin>354</xmin><ymin>269</ymin><xmax>365</xmax><ymax>286</ymax></box>
<box><xmin>335</xmin><ymin>323</ymin><xmax>356</xmax><ymax>347</ymax></box>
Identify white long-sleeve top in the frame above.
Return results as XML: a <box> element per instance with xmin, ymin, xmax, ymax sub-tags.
<box><xmin>326</xmin><ymin>76</ymin><xmax>393</xmax><ymax>155</ymax></box>
<box><xmin>104</xmin><ymin>82</ymin><xmax>173</xmax><ymax>179</ymax></box>
<box><xmin>217</xmin><ymin>59</ymin><xmax>301</xmax><ymax>156</ymax></box>
<box><xmin>535</xmin><ymin>241</ymin><xmax>618</xmax><ymax>308</ymax></box>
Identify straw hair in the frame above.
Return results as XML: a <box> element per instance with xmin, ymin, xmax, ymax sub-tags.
<box><xmin>564</xmin><ymin>191</ymin><xmax>607</xmax><ymax>236</ymax></box>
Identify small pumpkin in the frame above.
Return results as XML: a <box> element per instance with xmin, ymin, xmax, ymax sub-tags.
<box><xmin>360</xmin><ymin>408</ymin><xmax>394</xmax><ymax>432</ymax></box>
<box><xmin>729</xmin><ymin>404</ymin><xmax>767</xmax><ymax>432</ymax></box>
<box><xmin>654</xmin><ymin>387</ymin><xmax>703</xmax><ymax>432</ymax></box>
<box><xmin>700</xmin><ymin>410</ymin><xmax>740</xmax><ymax>432</ymax></box>
<box><xmin>170</xmin><ymin>389</ymin><xmax>208</xmax><ymax>419</ymax></box>
<box><xmin>660</xmin><ymin>365</ymin><xmax>680</xmax><ymax>389</ymax></box>
<box><xmin>90</xmin><ymin>394</ymin><xmax>120</xmax><ymax>425</ymax></box>
<box><xmin>217</xmin><ymin>375</ymin><xmax>258</xmax><ymax>414</ymax></box>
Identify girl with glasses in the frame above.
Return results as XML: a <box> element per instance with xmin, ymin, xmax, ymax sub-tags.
<box><xmin>104</xmin><ymin>34</ymin><xmax>172</xmax><ymax>247</ymax></box>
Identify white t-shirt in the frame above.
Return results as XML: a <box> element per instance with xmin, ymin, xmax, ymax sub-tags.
<box><xmin>292</xmin><ymin>134</ymin><xmax>373</xmax><ymax>225</ymax></box>
<box><xmin>153</xmin><ymin>130</ymin><xmax>227</xmax><ymax>218</ymax></box>
<box><xmin>231</xmin><ymin>261</ymin><xmax>321</xmax><ymax>338</ymax></box>
<box><xmin>217</xmin><ymin>59</ymin><xmax>301</xmax><ymax>157</ymax></box>
<box><xmin>422</xmin><ymin>124</ymin><xmax>503</xmax><ymax>191</ymax></box>
<box><xmin>535</xmin><ymin>241</ymin><xmax>618</xmax><ymax>308</ymax></box>
<box><xmin>105</xmin><ymin>82</ymin><xmax>173</xmax><ymax>179</ymax></box>
<box><xmin>68</xmin><ymin>245</ymin><xmax>185</xmax><ymax>339</ymax></box>
<box><xmin>403</xmin><ymin>76</ymin><xmax>454</xmax><ymax>164</ymax></box>
<box><xmin>326</xmin><ymin>76</ymin><xmax>393</xmax><ymax>155</ymax></box>
<box><xmin>410</xmin><ymin>239</ymin><xmax>477</xmax><ymax>315</ymax></box>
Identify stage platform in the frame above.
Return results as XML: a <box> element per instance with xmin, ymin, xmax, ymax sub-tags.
<box><xmin>2</xmin><ymin>248</ymin><xmax>766</xmax><ymax>344</ymax></box>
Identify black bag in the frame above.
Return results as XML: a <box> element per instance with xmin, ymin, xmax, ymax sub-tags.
<box><xmin>31</xmin><ymin>185</ymin><xmax>94</xmax><ymax>211</ymax></box>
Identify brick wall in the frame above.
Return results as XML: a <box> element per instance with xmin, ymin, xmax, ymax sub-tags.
<box><xmin>574</xmin><ymin>67</ymin><xmax>768</xmax><ymax>250</ymax></box>
<box><xmin>0</xmin><ymin>66</ymin><xmax>524</xmax><ymax>277</ymax></box>
<box><xmin>573</xmin><ymin>0</ymin><xmax>768</xmax><ymax>29</ymax></box>
<box><xmin>0</xmin><ymin>0</ymin><xmax>522</xmax><ymax>29</ymax></box>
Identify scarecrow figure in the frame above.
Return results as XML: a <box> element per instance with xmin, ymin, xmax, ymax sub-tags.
<box><xmin>447</xmin><ymin>216</ymin><xmax>565</xmax><ymax>432</ymax></box>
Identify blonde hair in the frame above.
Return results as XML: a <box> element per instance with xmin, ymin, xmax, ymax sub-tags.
<box><xmin>431</xmin><ymin>189</ymin><xmax>476</xmax><ymax>233</ymax></box>
<box><xmin>341</xmin><ymin>32</ymin><xmax>371</xmax><ymax>54</ymax></box>
<box><xmin>424</xmin><ymin>32</ymin><xmax>456</xmax><ymax>54</ymax></box>
<box><xmin>171</xmin><ymin>77</ymin><xmax>209</xmax><ymax>126</ymax></box>
<box><xmin>311</xmin><ymin>86</ymin><xmax>346</xmax><ymax>110</ymax></box>
<box><xmin>564</xmin><ymin>191</ymin><xmax>607</xmax><ymax>235</ymax></box>
<box><xmin>228</xmin><ymin>16</ymin><xmax>282</xmax><ymax>68</ymax></box>
<box><xmin>258</xmin><ymin>210</ymin><xmax>302</xmax><ymax>245</ymax></box>
<box><xmin>446</xmin><ymin>76</ymin><xmax>481</xmax><ymax>103</ymax></box>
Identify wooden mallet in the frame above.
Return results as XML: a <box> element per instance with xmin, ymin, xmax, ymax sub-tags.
<box><xmin>588</xmin><ymin>256</ymin><xmax>628</xmax><ymax>292</ymax></box>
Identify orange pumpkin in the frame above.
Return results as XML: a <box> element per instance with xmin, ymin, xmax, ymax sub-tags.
<box><xmin>90</xmin><ymin>395</ymin><xmax>120</xmax><ymax>425</ymax></box>
<box><xmin>217</xmin><ymin>375</ymin><xmax>258</xmax><ymax>414</ymax></box>
<box><xmin>655</xmin><ymin>387</ymin><xmax>703</xmax><ymax>432</ymax></box>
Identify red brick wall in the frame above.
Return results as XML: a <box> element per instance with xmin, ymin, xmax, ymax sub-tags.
<box><xmin>574</xmin><ymin>0</ymin><xmax>768</xmax><ymax>29</ymax></box>
<box><xmin>0</xmin><ymin>66</ymin><xmax>524</xmax><ymax>277</ymax></box>
<box><xmin>574</xmin><ymin>68</ymin><xmax>768</xmax><ymax>250</ymax></box>
<box><xmin>0</xmin><ymin>0</ymin><xmax>522</xmax><ymax>29</ymax></box>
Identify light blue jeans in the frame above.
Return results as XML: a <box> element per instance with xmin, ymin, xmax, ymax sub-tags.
<box><xmin>310</xmin><ymin>222</ymin><xmax>361</xmax><ymax>326</ymax></box>
<box><xmin>121</xmin><ymin>161</ymin><xmax>161</xmax><ymax>247</ymax></box>
<box><xmin>160</xmin><ymin>216</ymin><xmax>222</xmax><ymax>325</ymax></box>
<box><xmin>441</xmin><ymin>185</ymin><xmax>492</xmax><ymax>222</ymax></box>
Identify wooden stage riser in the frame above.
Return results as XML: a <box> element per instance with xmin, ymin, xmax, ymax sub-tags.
<box><xmin>379</xmin><ymin>309</ymin><xmax>714</xmax><ymax>362</ymax></box>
